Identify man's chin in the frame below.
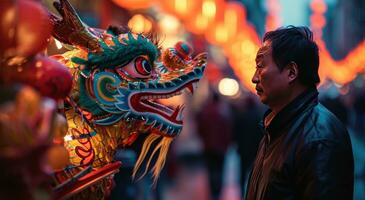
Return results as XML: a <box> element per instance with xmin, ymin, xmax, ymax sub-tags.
<box><xmin>258</xmin><ymin>95</ymin><xmax>268</xmax><ymax>105</ymax></box>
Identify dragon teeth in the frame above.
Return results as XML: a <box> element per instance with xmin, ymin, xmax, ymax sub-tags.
<box><xmin>172</xmin><ymin>79</ymin><xmax>182</xmax><ymax>85</ymax></box>
<box><xmin>155</xmin><ymin>122</ymin><xmax>162</xmax><ymax>130</ymax></box>
<box><xmin>164</xmin><ymin>82</ymin><xmax>174</xmax><ymax>87</ymax></box>
<box><xmin>148</xmin><ymin>82</ymin><xmax>156</xmax><ymax>88</ymax></box>
<box><xmin>193</xmin><ymin>68</ymin><xmax>202</xmax><ymax>75</ymax></box>
<box><xmin>156</xmin><ymin>83</ymin><xmax>165</xmax><ymax>88</ymax></box>
<box><xmin>145</xmin><ymin>118</ymin><xmax>156</xmax><ymax>126</ymax></box>
<box><xmin>160</xmin><ymin>124</ymin><xmax>167</xmax><ymax>132</ymax></box>
<box><xmin>139</xmin><ymin>82</ymin><xmax>146</xmax><ymax>89</ymax></box>
<box><xmin>128</xmin><ymin>82</ymin><xmax>136</xmax><ymax>90</ymax></box>
<box><xmin>193</xmin><ymin>82</ymin><xmax>198</xmax><ymax>90</ymax></box>
<box><xmin>180</xmin><ymin>75</ymin><xmax>189</xmax><ymax>81</ymax></box>
<box><xmin>187</xmin><ymin>71</ymin><xmax>196</xmax><ymax>77</ymax></box>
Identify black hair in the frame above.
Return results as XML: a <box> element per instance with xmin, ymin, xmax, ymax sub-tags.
<box><xmin>263</xmin><ymin>26</ymin><xmax>320</xmax><ymax>87</ymax></box>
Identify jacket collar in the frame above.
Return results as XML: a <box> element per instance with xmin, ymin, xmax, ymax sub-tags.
<box><xmin>261</xmin><ymin>87</ymin><xmax>319</xmax><ymax>138</ymax></box>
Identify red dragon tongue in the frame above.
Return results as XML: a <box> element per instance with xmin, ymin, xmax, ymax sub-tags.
<box><xmin>187</xmin><ymin>83</ymin><xmax>194</xmax><ymax>94</ymax></box>
<box><xmin>171</xmin><ymin>105</ymin><xmax>182</xmax><ymax>120</ymax></box>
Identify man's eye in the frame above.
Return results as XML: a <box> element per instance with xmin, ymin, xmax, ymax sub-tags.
<box><xmin>135</xmin><ymin>56</ymin><xmax>152</xmax><ymax>76</ymax></box>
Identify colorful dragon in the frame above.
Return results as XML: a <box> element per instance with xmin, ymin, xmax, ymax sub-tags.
<box><xmin>49</xmin><ymin>0</ymin><xmax>207</xmax><ymax>199</ymax></box>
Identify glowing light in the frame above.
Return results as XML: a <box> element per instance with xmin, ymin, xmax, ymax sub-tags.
<box><xmin>112</xmin><ymin>0</ymin><xmax>365</xmax><ymax>91</ymax></box>
<box><xmin>111</xmin><ymin>0</ymin><xmax>153</xmax><ymax>9</ymax></box>
<box><xmin>128</xmin><ymin>14</ymin><xmax>153</xmax><ymax>33</ymax></box>
<box><xmin>162</xmin><ymin>0</ymin><xmax>201</xmax><ymax>19</ymax></box>
<box><xmin>54</xmin><ymin>39</ymin><xmax>63</xmax><ymax>49</ymax></box>
<box><xmin>35</xmin><ymin>61</ymin><xmax>42</xmax><ymax>68</ymax></box>
<box><xmin>218</xmin><ymin>78</ymin><xmax>240</xmax><ymax>96</ymax></box>
<box><xmin>310</xmin><ymin>14</ymin><xmax>326</xmax><ymax>29</ymax></box>
<box><xmin>196</xmin><ymin>14</ymin><xmax>209</xmax><ymax>29</ymax></box>
<box><xmin>202</xmin><ymin>0</ymin><xmax>216</xmax><ymax>19</ymax></box>
<box><xmin>159</xmin><ymin>15</ymin><xmax>180</xmax><ymax>34</ymax></box>
<box><xmin>160</xmin><ymin>36</ymin><xmax>182</xmax><ymax>49</ymax></box>
<box><xmin>224</xmin><ymin>9</ymin><xmax>237</xmax><ymax>37</ymax></box>
<box><xmin>310</xmin><ymin>0</ymin><xmax>327</xmax><ymax>14</ymax></box>
<box><xmin>185</xmin><ymin>13</ymin><xmax>209</xmax><ymax>34</ymax></box>
<box><xmin>64</xmin><ymin>135</ymin><xmax>73</xmax><ymax>142</ymax></box>
<box><xmin>265</xmin><ymin>0</ymin><xmax>281</xmax><ymax>31</ymax></box>
<box><xmin>213</xmin><ymin>24</ymin><xmax>229</xmax><ymax>44</ymax></box>
<box><xmin>175</xmin><ymin>0</ymin><xmax>188</xmax><ymax>14</ymax></box>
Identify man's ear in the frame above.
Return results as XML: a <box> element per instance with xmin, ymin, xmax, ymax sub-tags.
<box><xmin>286</xmin><ymin>61</ymin><xmax>299</xmax><ymax>83</ymax></box>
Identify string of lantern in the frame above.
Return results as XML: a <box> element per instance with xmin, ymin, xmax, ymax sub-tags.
<box><xmin>112</xmin><ymin>0</ymin><xmax>365</xmax><ymax>90</ymax></box>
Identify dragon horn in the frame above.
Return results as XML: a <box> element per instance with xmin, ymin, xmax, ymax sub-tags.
<box><xmin>49</xmin><ymin>0</ymin><xmax>102</xmax><ymax>52</ymax></box>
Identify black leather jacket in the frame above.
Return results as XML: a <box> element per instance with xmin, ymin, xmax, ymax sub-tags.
<box><xmin>246</xmin><ymin>88</ymin><xmax>354</xmax><ymax>200</ymax></box>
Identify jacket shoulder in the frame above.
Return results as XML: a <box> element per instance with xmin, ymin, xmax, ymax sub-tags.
<box><xmin>301</xmin><ymin>103</ymin><xmax>349</xmax><ymax>144</ymax></box>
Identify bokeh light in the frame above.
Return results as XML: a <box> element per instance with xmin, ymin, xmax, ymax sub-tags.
<box><xmin>218</xmin><ymin>78</ymin><xmax>240</xmax><ymax>96</ymax></box>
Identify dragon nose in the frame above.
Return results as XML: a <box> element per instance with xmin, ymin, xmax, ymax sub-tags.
<box><xmin>161</xmin><ymin>42</ymin><xmax>194</xmax><ymax>71</ymax></box>
<box><xmin>174</xmin><ymin>41</ymin><xmax>193</xmax><ymax>60</ymax></box>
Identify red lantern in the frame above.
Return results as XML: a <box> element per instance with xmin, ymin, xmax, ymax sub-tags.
<box><xmin>184</xmin><ymin>13</ymin><xmax>210</xmax><ymax>35</ymax></box>
<box><xmin>1</xmin><ymin>56</ymin><xmax>73</xmax><ymax>100</ymax></box>
<box><xmin>205</xmin><ymin>2</ymin><xmax>246</xmax><ymax>46</ymax></box>
<box><xmin>223</xmin><ymin>2</ymin><xmax>247</xmax><ymax>37</ymax></box>
<box><xmin>0</xmin><ymin>0</ymin><xmax>17</xmax><ymax>56</ymax></box>
<box><xmin>161</xmin><ymin>0</ymin><xmax>202</xmax><ymax>20</ymax></box>
<box><xmin>184</xmin><ymin>0</ymin><xmax>225</xmax><ymax>35</ymax></box>
<box><xmin>15</xmin><ymin>0</ymin><xmax>53</xmax><ymax>57</ymax></box>
<box><xmin>111</xmin><ymin>0</ymin><xmax>154</xmax><ymax>10</ymax></box>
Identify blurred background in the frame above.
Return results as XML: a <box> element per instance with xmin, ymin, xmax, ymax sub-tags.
<box><xmin>43</xmin><ymin>0</ymin><xmax>365</xmax><ymax>199</ymax></box>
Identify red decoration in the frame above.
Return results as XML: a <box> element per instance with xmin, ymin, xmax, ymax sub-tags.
<box><xmin>1</xmin><ymin>56</ymin><xmax>73</xmax><ymax>99</ymax></box>
<box><xmin>111</xmin><ymin>0</ymin><xmax>153</xmax><ymax>10</ymax></box>
<box><xmin>16</xmin><ymin>0</ymin><xmax>52</xmax><ymax>57</ymax></box>
<box><xmin>175</xmin><ymin>41</ymin><xmax>193</xmax><ymax>60</ymax></box>
<box><xmin>53</xmin><ymin>162</ymin><xmax>122</xmax><ymax>200</ymax></box>
<box><xmin>0</xmin><ymin>0</ymin><xmax>17</xmax><ymax>56</ymax></box>
<box><xmin>0</xmin><ymin>0</ymin><xmax>52</xmax><ymax>59</ymax></box>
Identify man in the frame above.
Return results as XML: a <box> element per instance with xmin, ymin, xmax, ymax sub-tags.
<box><xmin>246</xmin><ymin>26</ymin><xmax>354</xmax><ymax>200</ymax></box>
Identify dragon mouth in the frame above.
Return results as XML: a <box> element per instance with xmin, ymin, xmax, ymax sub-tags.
<box><xmin>94</xmin><ymin>53</ymin><xmax>206</xmax><ymax>134</ymax></box>
<box><xmin>130</xmin><ymin>79</ymin><xmax>199</xmax><ymax>125</ymax></box>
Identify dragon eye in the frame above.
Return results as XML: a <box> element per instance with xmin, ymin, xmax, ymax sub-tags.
<box><xmin>135</xmin><ymin>56</ymin><xmax>152</xmax><ymax>76</ymax></box>
<box><xmin>115</xmin><ymin>55</ymin><xmax>154</xmax><ymax>79</ymax></box>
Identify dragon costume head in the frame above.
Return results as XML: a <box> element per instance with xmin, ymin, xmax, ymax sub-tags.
<box><xmin>71</xmin><ymin>32</ymin><xmax>204</xmax><ymax>137</ymax></box>
<box><xmin>49</xmin><ymin>0</ymin><xmax>206</xmax><ymax>194</ymax></box>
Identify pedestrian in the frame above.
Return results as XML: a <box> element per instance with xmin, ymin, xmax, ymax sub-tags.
<box><xmin>246</xmin><ymin>26</ymin><xmax>354</xmax><ymax>200</ymax></box>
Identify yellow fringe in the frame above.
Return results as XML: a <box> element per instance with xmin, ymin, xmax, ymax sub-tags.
<box><xmin>132</xmin><ymin>134</ymin><xmax>174</xmax><ymax>185</ymax></box>
<box><xmin>138</xmin><ymin>135</ymin><xmax>167</xmax><ymax>180</ymax></box>
<box><xmin>151</xmin><ymin>136</ymin><xmax>173</xmax><ymax>185</ymax></box>
<box><xmin>132</xmin><ymin>133</ymin><xmax>160</xmax><ymax>179</ymax></box>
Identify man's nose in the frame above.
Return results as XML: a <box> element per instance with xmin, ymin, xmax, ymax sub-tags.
<box><xmin>252</xmin><ymin>70</ymin><xmax>259</xmax><ymax>84</ymax></box>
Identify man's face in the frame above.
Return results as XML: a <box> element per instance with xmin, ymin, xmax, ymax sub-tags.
<box><xmin>251</xmin><ymin>42</ymin><xmax>290</xmax><ymax>107</ymax></box>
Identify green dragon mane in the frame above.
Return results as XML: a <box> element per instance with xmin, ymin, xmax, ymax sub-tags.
<box><xmin>71</xmin><ymin>32</ymin><xmax>159</xmax><ymax>115</ymax></box>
